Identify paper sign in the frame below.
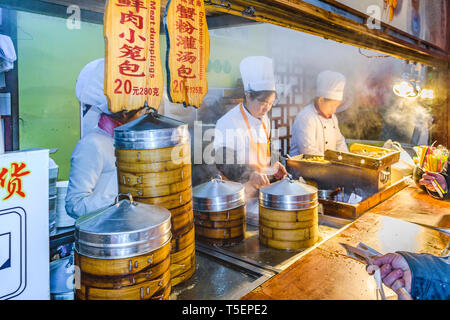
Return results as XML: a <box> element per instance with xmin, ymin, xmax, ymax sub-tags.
<box><xmin>0</xmin><ymin>149</ymin><xmax>49</xmax><ymax>300</ymax></box>
<box><xmin>104</xmin><ymin>0</ymin><xmax>164</xmax><ymax>113</ymax></box>
<box><xmin>164</xmin><ymin>0</ymin><xmax>210</xmax><ymax>108</ymax></box>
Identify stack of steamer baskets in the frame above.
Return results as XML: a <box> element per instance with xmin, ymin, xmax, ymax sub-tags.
<box><xmin>114</xmin><ymin>111</ymin><xmax>195</xmax><ymax>287</ymax></box>
<box><xmin>193</xmin><ymin>174</ymin><xmax>246</xmax><ymax>246</ymax></box>
<box><xmin>259</xmin><ymin>175</ymin><xmax>319</xmax><ymax>250</ymax></box>
<box><xmin>74</xmin><ymin>194</ymin><xmax>172</xmax><ymax>300</ymax></box>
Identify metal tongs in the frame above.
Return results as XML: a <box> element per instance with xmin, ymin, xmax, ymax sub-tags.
<box><xmin>340</xmin><ymin>242</ymin><xmax>413</xmax><ymax>300</ymax></box>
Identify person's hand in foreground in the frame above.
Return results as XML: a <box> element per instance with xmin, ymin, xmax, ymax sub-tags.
<box><xmin>366</xmin><ymin>253</ymin><xmax>412</xmax><ymax>299</ymax></box>
<box><xmin>420</xmin><ymin>171</ymin><xmax>447</xmax><ymax>193</ymax></box>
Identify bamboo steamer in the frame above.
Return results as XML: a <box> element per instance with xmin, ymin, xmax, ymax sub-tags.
<box><xmin>259</xmin><ymin>175</ymin><xmax>319</xmax><ymax>250</ymax></box>
<box><xmin>74</xmin><ymin>194</ymin><xmax>172</xmax><ymax>300</ymax></box>
<box><xmin>193</xmin><ymin>174</ymin><xmax>246</xmax><ymax>246</ymax></box>
<box><xmin>114</xmin><ymin>111</ymin><xmax>195</xmax><ymax>286</ymax></box>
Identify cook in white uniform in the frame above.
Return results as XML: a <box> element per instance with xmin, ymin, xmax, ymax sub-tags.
<box><xmin>290</xmin><ymin>70</ymin><xmax>349</xmax><ymax>156</ymax></box>
<box><xmin>66</xmin><ymin>58</ymin><xmax>146</xmax><ymax>219</ymax></box>
<box><xmin>214</xmin><ymin>56</ymin><xmax>287</xmax><ymax>197</ymax></box>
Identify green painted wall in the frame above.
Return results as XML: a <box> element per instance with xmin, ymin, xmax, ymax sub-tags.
<box><xmin>18</xmin><ymin>11</ymin><xmax>104</xmax><ymax>181</ymax></box>
<box><xmin>206</xmin><ymin>24</ymin><xmax>271</xmax><ymax>88</ymax></box>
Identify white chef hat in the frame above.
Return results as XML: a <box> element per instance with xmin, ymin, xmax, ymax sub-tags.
<box><xmin>316</xmin><ymin>70</ymin><xmax>346</xmax><ymax>101</ymax></box>
<box><xmin>240</xmin><ymin>56</ymin><xmax>276</xmax><ymax>92</ymax></box>
<box><xmin>75</xmin><ymin>58</ymin><xmax>111</xmax><ymax>114</ymax></box>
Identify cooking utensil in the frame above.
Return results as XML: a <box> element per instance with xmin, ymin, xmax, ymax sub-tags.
<box><xmin>340</xmin><ymin>242</ymin><xmax>413</xmax><ymax>300</ymax></box>
<box><xmin>75</xmin><ymin>193</ymin><xmax>172</xmax><ymax>259</ymax></box>
<box><xmin>259</xmin><ymin>174</ymin><xmax>318</xmax><ymax>211</ymax></box>
<box><xmin>318</xmin><ymin>188</ymin><xmax>345</xmax><ymax>202</ymax></box>
<box><xmin>193</xmin><ymin>173</ymin><xmax>245</xmax><ymax>212</ymax></box>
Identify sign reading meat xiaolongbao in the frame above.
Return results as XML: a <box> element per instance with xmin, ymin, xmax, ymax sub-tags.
<box><xmin>104</xmin><ymin>0</ymin><xmax>163</xmax><ymax>113</ymax></box>
<box><xmin>164</xmin><ymin>0</ymin><xmax>210</xmax><ymax>108</ymax></box>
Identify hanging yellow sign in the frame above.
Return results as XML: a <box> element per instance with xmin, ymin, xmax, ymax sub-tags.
<box><xmin>164</xmin><ymin>0</ymin><xmax>210</xmax><ymax>108</ymax></box>
<box><xmin>104</xmin><ymin>0</ymin><xmax>163</xmax><ymax>113</ymax></box>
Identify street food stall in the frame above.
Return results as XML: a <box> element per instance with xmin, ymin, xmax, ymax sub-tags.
<box><xmin>0</xmin><ymin>0</ymin><xmax>449</xmax><ymax>301</ymax></box>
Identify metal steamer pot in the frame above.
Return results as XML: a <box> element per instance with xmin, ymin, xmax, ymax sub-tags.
<box><xmin>259</xmin><ymin>175</ymin><xmax>318</xmax><ymax>211</ymax></box>
<box><xmin>113</xmin><ymin>110</ymin><xmax>195</xmax><ymax>287</ymax></box>
<box><xmin>74</xmin><ymin>194</ymin><xmax>172</xmax><ymax>259</ymax></box>
<box><xmin>258</xmin><ymin>175</ymin><xmax>319</xmax><ymax>250</ymax></box>
<box><xmin>193</xmin><ymin>174</ymin><xmax>245</xmax><ymax>213</ymax></box>
<box><xmin>193</xmin><ymin>174</ymin><xmax>246</xmax><ymax>245</ymax></box>
<box><xmin>114</xmin><ymin>110</ymin><xmax>189</xmax><ymax>151</ymax></box>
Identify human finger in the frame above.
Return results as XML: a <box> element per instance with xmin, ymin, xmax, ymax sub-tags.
<box><xmin>382</xmin><ymin>269</ymin><xmax>404</xmax><ymax>287</ymax></box>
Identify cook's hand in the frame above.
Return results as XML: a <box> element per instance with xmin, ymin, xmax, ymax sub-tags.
<box><xmin>420</xmin><ymin>171</ymin><xmax>447</xmax><ymax>193</ymax></box>
<box><xmin>366</xmin><ymin>253</ymin><xmax>412</xmax><ymax>299</ymax></box>
<box><xmin>271</xmin><ymin>162</ymin><xmax>288</xmax><ymax>180</ymax></box>
<box><xmin>248</xmin><ymin>171</ymin><xmax>270</xmax><ymax>189</ymax></box>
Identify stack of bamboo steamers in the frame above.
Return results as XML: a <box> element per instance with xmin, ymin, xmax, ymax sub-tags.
<box><xmin>259</xmin><ymin>175</ymin><xmax>319</xmax><ymax>250</ymax></box>
<box><xmin>74</xmin><ymin>194</ymin><xmax>172</xmax><ymax>300</ymax></box>
<box><xmin>114</xmin><ymin>111</ymin><xmax>196</xmax><ymax>287</ymax></box>
<box><xmin>193</xmin><ymin>174</ymin><xmax>246</xmax><ymax>246</ymax></box>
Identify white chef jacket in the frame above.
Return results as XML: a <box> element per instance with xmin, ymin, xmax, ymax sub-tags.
<box><xmin>65</xmin><ymin>127</ymin><xmax>118</xmax><ymax>219</ymax></box>
<box><xmin>290</xmin><ymin>104</ymin><xmax>348</xmax><ymax>156</ymax></box>
<box><xmin>214</xmin><ymin>104</ymin><xmax>271</xmax><ymax>166</ymax></box>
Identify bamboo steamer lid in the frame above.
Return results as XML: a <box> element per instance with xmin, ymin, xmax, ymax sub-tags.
<box><xmin>193</xmin><ymin>174</ymin><xmax>245</xmax><ymax>212</ymax></box>
<box><xmin>114</xmin><ymin>109</ymin><xmax>189</xmax><ymax>150</ymax></box>
<box><xmin>259</xmin><ymin>175</ymin><xmax>318</xmax><ymax>211</ymax></box>
<box><xmin>75</xmin><ymin>193</ymin><xmax>172</xmax><ymax>259</ymax></box>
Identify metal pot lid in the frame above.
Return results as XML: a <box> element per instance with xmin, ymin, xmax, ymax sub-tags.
<box><xmin>259</xmin><ymin>175</ymin><xmax>318</xmax><ymax>211</ymax></box>
<box><xmin>75</xmin><ymin>194</ymin><xmax>172</xmax><ymax>259</ymax></box>
<box><xmin>114</xmin><ymin>110</ymin><xmax>189</xmax><ymax>150</ymax></box>
<box><xmin>193</xmin><ymin>174</ymin><xmax>245</xmax><ymax>212</ymax></box>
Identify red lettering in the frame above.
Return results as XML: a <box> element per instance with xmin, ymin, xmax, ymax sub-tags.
<box><xmin>2</xmin><ymin>162</ymin><xmax>31</xmax><ymax>201</ymax></box>
<box><xmin>176</xmin><ymin>51</ymin><xmax>196</xmax><ymax>64</ymax></box>
<box><xmin>120</xmin><ymin>11</ymin><xmax>144</xmax><ymax>29</ymax></box>
<box><xmin>118</xmin><ymin>60</ymin><xmax>145</xmax><ymax>77</ymax></box>
<box><xmin>176</xmin><ymin>4</ymin><xmax>196</xmax><ymax>21</ymax></box>
<box><xmin>177</xmin><ymin>65</ymin><xmax>196</xmax><ymax>79</ymax></box>
<box><xmin>115</xmin><ymin>0</ymin><xmax>147</xmax><ymax>13</ymax></box>
<box><xmin>176</xmin><ymin>35</ymin><xmax>197</xmax><ymax>50</ymax></box>
<box><xmin>118</xmin><ymin>44</ymin><xmax>146</xmax><ymax>61</ymax></box>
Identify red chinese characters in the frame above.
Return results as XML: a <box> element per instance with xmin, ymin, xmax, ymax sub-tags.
<box><xmin>116</xmin><ymin>0</ymin><xmax>147</xmax><ymax>12</ymax></box>
<box><xmin>165</xmin><ymin>0</ymin><xmax>209</xmax><ymax>107</ymax></box>
<box><xmin>0</xmin><ymin>162</ymin><xmax>31</xmax><ymax>201</ymax></box>
<box><xmin>105</xmin><ymin>0</ymin><xmax>163</xmax><ymax>111</ymax></box>
<box><xmin>174</xmin><ymin>2</ymin><xmax>199</xmax><ymax>81</ymax></box>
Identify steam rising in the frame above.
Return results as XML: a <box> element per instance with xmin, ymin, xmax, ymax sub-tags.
<box><xmin>159</xmin><ymin>23</ymin><xmax>435</xmax><ymax>186</ymax></box>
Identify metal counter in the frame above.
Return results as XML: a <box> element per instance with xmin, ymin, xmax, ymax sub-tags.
<box><xmin>50</xmin><ymin>215</ymin><xmax>349</xmax><ymax>300</ymax></box>
<box><xmin>170</xmin><ymin>214</ymin><xmax>350</xmax><ymax>299</ymax></box>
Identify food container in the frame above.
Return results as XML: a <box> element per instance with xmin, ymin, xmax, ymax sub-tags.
<box><xmin>259</xmin><ymin>175</ymin><xmax>319</xmax><ymax>250</ymax></box>
<box><xmin>74</xmin><ymin>194</ymin><xmax>172</xmax><ymax>300</ymax></box>
<box><xmin>50</xmin><ymin>255</ymin><xmax>75</xmax><ymax>300</ymax></box>
<box><xmin>49</xmin><ymin>195</ymin><xmax>57</xmax><ymax>235</ymax></box>
<box><xmin>49</xmin><ymin>157</ymin><xmax>58</xmax><ymax>196</ymax></box>
<box><xmin>114</xmin><ymin>110</ymin><xmax>195</xmax><ymax>287</ymax></box>
<box><xmin>49</xmin><ymin>157</ymin><xmax>58</xmax><ymax>234</ymax></box>
<box><xmin>193</xmin><ymin>174</ymin><xmax>246</xmax><ymax>246</ymax></box>
<box><xmin>56</xmin><ymin>181</ymin><xmax>75</xmax><ymax>227</ymax></box>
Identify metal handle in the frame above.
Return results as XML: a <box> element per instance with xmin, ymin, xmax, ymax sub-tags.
<box><xmin>213</xmin><ymin>173</ymin><xmax>224</xmax><ymax>182</ymax></box>
<box><xmin>284</xmin><ymin>173</ymin><xmax>294</xmax><ymax>181</ymax></box>
<box><xmin>115</xmin><ymin>193</ymin><xmax>134</xmax><ymax>204</ymax></box>
<box><xmin>380</xmin><ymin>170</ymin><xmax>391</xmax><ymax>184</ymax></box>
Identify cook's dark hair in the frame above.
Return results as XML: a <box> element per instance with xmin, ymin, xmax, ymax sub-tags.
<box><xmin>244</xmin><ymin>90</ymin><xmax>277</xmax><ymax>103</ymax></box>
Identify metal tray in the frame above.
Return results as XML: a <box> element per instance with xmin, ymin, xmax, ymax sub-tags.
<box><xmin>324</xmin><ymin>144</ymin><xmax>400</xmax><ymax>171</ymax></box>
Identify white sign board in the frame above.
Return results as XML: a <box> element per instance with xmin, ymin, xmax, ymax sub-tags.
<box><xmin>0</xmin><ymin>149</ymin><xmax>49</xmax><ymax>300</ymax></box>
